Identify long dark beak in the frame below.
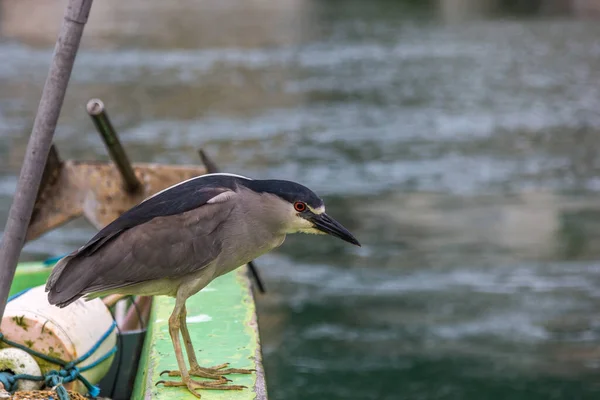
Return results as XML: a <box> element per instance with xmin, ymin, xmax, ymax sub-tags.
<box><xmin>310</xmin><ymin>213</ymin><xmax>361</xmax><ymax>246</ymax></box>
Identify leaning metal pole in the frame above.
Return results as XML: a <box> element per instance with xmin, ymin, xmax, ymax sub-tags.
<box><xmin>0</xmin><ymin>0</ymin><xmax>94</xmax><ymax>321</ymax></box>
<box><xmin>86</xmin><ymin>99</ymin><xmax>142</xmax><ymax>193</ymax></box>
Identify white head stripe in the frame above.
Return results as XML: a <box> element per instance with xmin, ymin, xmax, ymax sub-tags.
<box><xmin>141</xmin><ymin>173</ymin><xmax>252</xmax><ymax>203</ymax></box>
<box><xmin>310</xmin><ymin>205</ymin><xmax>326</xmax><ymax>214</ymax></box>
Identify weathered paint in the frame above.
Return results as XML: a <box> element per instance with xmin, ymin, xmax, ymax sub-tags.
<box><xmin>131</xmin><ymin>265</ymin><xmax>267</xmax><ymax>400</ymax></box>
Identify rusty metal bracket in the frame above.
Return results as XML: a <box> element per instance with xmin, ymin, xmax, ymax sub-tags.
<box><xmin>26</xmin><ymin>156</ymin><xmax>207</xmax><ymax>240</ymax></box>
<box><xmin>26</xmin><ymin>97</ymin><xmax>207</xmax><ymax>238</ymax></box>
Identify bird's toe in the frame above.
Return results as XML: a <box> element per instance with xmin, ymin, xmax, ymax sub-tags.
<box><xmin>156</xmin><ymin>376</ymin><xmax>246</xmax><ymax>397</ymax></box>
<box><xmin>190</xmin><ymin>363</ymin><xmax>255</xmax><ymax>378</ymax></box>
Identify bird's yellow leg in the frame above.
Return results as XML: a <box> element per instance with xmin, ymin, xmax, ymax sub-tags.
<box><xmin>162</xmin><ymin>304</ymin><xmax>255</xmax><ymax>381</ymax></box>
<box><xmin>156</xmin><ymin>299</ymin><xmax>246</xmax><ymax>398</ymax></box>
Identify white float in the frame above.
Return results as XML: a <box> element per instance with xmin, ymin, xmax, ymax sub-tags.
<box><xmin>0</xmin><ymin>285</ymin><xmax>117</xmax><ymax>395</ymax></box>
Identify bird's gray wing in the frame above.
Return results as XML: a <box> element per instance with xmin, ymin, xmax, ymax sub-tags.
<box><xmin>78</xmin><ymin>182</ymin><xmax>236</xmax><ymax>257</ymax></box>
<box><xmin>46</xmin><ymin>184</ymin><xmax>237</xmax><ymax>307</ymax></box>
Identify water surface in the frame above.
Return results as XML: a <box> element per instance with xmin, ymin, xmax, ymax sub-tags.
<box><xmin>2</xmin><ymin>1</ymin><xmax>600</xmax><ymax>398</ymax></box>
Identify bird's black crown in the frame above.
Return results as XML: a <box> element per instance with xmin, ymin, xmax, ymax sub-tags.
<box><xmin>242</xmin><ymin>179</ymin><xmax>324</xmax><ymax>209</ymax></box>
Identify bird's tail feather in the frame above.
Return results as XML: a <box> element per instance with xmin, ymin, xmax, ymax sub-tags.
<box><xmin>45</xmin><ymin>251</ymin><xmax>97</xmax><ymax>307</ymax></box>
<box><xmin>44</xmin><ymin>254</ymin><xmax>75</xmax><ymax>293</ymax></box>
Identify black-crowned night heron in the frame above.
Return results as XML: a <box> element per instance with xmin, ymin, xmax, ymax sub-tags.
<box><xmin>45</xmin><ymin>173</ymin><xmax>360</xmax><ymax>397</ymax></box>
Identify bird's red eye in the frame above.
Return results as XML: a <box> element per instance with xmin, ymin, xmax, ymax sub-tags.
<box><xmin>294</xmin><ymin>201</ymin><xmax>306</xmax><ymax>212</ymax></box>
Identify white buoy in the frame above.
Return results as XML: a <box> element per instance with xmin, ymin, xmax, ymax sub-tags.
<box><xmin>0</xmin><ymin>348</ymin><xmax>43</xmax><ymax>391</ymax></box>
<box><xmin>1</xmin><ymin>285</ymin><xmax>117</xmax><ymax>394</ymax></box>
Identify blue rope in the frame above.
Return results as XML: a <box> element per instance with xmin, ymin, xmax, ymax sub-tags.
<box><xmin>0</xmin><ymin>371</ymin><xmax>17</xmax><ymax>392</ymax></box>
<box><xmin>43</xmin><ymin>254</ymin><xmax>66</xmax><ymax>266</ymax></box>
<box><xmin>0</xmin><ymin>320</ymin><xmax>117</xmax><ymax>399</ymax></box>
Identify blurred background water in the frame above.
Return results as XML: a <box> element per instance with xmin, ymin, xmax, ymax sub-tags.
<box><xmin>2</xmin><ymin>0</ymin><xmax>600</xmax><ymax>399</ymax></box>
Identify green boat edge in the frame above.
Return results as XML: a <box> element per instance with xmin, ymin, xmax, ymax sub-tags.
<box><xmin>8</xmin><ymin>261</ymin><xmax>268</xmax><ymax>400</ymax></box>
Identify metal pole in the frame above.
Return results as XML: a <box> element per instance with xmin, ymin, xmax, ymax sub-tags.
<box><xmin>86</xmin><ymin>99</ymin><xmax>141</xmax><ymax>193</ymax></box>
<box><xmin>0</xmin><ymin>0</ymin><xmax>94</xmax><ymax>320</ymax></box>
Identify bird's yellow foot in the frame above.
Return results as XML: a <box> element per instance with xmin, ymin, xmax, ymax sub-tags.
<box><xmin>156</xmin><ymin>376</ymin><xmax>246</xmax><ymax>399</ymax></box>
<box><xmin>161</xmin><ymin>363</ymin><xmax>255</xmax><ymax>381</ymax></box>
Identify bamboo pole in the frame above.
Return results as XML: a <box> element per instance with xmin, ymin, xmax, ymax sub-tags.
<box><xmin>0</xmin><ymin>0</ymin><xmax>94</xmax><ymax>320</ymax></box>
